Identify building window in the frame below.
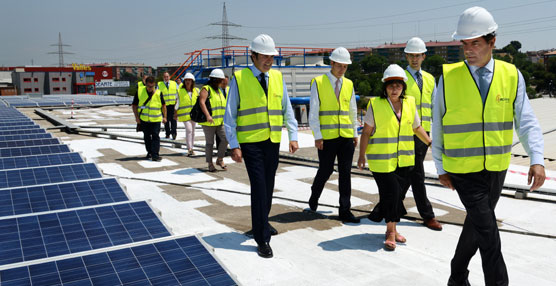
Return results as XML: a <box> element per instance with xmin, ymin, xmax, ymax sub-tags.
<box><xmin>24</xmin><ymin>88</ymin><xmax>32</xmax><ymax>92</ymax></box>
<box><xmin>53</xmin><ymin>87</ymin><xmax>60</xmax><ymax>91</ymax></box>
<box><xmin>34</xmin><ymin>78</ymin><xmax>38</xmax><ymax>82</ymax></box>
<box><xmin>35</xmin><ymin>88</ymin><xmax>39</xmax><ymax>92</ymax></box>
<box><xmin>62</xmin><ymin>87</ymin><xmax>67</xmax><ymax>91</ymax></box>
<box><xmin>52</xmin><ymin>77</ymin><xmax>60</xmax><ymax>82</ymax></box>
<box><xmin>23</xmin><ymin>78</ymin><xmax>31</xmax><ymax>82</ymax></box>
<box><xmin>62</xmin><ymin>77</ymin><xmax>66</xmax><ymax>82</ymax></box>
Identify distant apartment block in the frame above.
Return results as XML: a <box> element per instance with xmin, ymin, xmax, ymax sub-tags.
<box><xmin>372</xmin><ymin>40</ymin><xmax>464</xmax><ymax>63</ymax></box>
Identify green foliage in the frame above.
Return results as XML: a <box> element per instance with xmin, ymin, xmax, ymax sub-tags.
<box><xmin>422</xmin><ymin>55</ymin><xmax>446</xmax><ymax>79</ymax></box>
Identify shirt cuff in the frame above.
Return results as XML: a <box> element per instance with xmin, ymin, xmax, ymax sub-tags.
<box><xmin>530</xmin><ymin>153</ymin><xmax>545</xmax><ymax>167</ymax></box>
<box><xmin>434</xmin><ymin>161</ymin><xmax>447</xmax><ymax>175</ymax></box>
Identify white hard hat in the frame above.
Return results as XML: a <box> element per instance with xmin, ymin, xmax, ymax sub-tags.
<box><xmin>452</xmin><ymin>6</ymin><xmax>498</xmax><ymax>41</ymax></box>
<box><xmin>250</xmin><ymin>34</ymin><xmax>279</xmax><ymax>56</ymax></box>
<box><xmin>209</xmin><ymin>69</ymin><xmax>225</xmax><ymax>79</ymax></box>
<box><xmin>382</xmin><ymin>64</ymin><xmax>408</xmax><ymax>82</ymax></box>
<box><xmin>183</xmin><ymin>72</ymin><xmax>195</xmax><ymax>81</ymax></box>
<box><xmin>404</xmin><ymin>37</ymin><xmax>427</xmax><ymax>54</ymax></box>
<box><xmin>329</xmin><ymin>47</ymin><xmax>352</xmax><ymax>64</ymax></box>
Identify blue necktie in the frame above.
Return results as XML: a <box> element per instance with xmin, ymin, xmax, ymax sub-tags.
<box><xmin>259</xmin><ymin>73</ymin><xmax>268</xmax><ymax>96</ymax></box>
<box><xmin>477</xmin><ymin>67</ymin><xmax>489</xmax><ymax>104</ymax></box>
<box><xmin>415</xmin><ymin>72</ymin><xmax>423</xmax><ymax>92</ymax></box>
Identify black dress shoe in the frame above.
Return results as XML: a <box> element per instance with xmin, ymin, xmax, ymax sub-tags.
<box><xmin>145</xmin><ymin>153</ymin><xmax>152</xmax><ymax>159</ymax></box>
<box><xmin>308</xmin><ymin>196</ymin><xmax>318</xmax><ymax>211</ymax></box>
<box><xmin>257</xmin><ymin>242</ymin><xmax>273</xmax><ymax>258</ymax></box>
<box><xmin>152</xmin><ymin>156</ymin><xmax>162</xmax><ymax>162</ymax></box>
<box><xmin>339</xmin><ymin>212</ymin><xmax>360</xmax><ymax>223</ymax></box>
<box><xmin>165</xmin><ymin>134</ymin><xmax>170</xmax><ymax>139</ymax></box>
<box><xmin>172</xmin><ymin>134</ymin><xmax>177</xmax><ymax>140</ymax></box>
<box><xmin>269</xmin><ymin>224</ymin><xmax>278</xmax><ymax>236</ymax></box>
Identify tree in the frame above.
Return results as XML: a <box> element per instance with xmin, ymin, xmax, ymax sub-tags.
<box><xmin>422</xmin><ymin>55</ymin><xmax>446</xmax><ymax>79</ymax></box>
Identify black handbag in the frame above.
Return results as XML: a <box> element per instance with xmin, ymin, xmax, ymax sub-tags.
<box><xmin>190</xmin><ymin>90</ymin><xmax>212</xmax><ymax>123</ymax></box>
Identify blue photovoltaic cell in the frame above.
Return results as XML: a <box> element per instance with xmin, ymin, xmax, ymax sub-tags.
<box><xmin>0</xmin><ymin>178</ymin><xmax>128</xmax><ymax>217</ymax></box>
<box><xmin>0</xmin><ymin>144</ymin><xmax>70</xmax><ymax>158</ymax></box>
<box><xmin>0</xmin><ymin>138</ymin><xmax>59</xmax><ymax>149</ymax></box>
<box><xmin>0</xmin><ymin>201</ymin><xmax>171</xmax><ymax>266</ymax></box>
<box><xmin>0</xmin><ymin>121</ymin><xmax>35</xmax><ymax>127</ymax></box>
<box><xmin>0</xmin><ymin>125</ymin><xmax>40</xmax><ymax>131</ymax></box>
<box><xmin>0</xmin><ymin>163</ymin><xmax>102</xmax><ymax>189</ymax></box>
<box><xmin>0</xmin><ymin>133</ymin><xmax>53</xmax><ymax>142</ymax></box>
<box><xmin>0</xmin><ymin>152</ymin><xmax>84</xmax><ymax>170</ymax></box>
<box><xmin>0</xmin><ymin>236</ymin><xmax>237</xmax><ymax>286</ymax></box>
<box><xmin>0</xmin><ymin>128</ymin><xmax>46</xmax><ymax>136</ymax></box>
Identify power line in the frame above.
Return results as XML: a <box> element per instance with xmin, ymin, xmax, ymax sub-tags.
<box><xmin>206</xmin><ymin>2</ymin><xmax>246</xmax><ymax>51</ymax></box>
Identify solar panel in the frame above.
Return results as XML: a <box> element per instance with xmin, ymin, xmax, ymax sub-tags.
<box><xmin>0</xmin><ymin>152</ymin><xmax>84</xmax><ymax>171</ymax></box>
<box><xmin>0</xmin><ymin>235</ymin><xmax>237</xmax><ymax>286</ymax></box>
<box><xmin>0</xmin><ymin>178</ymin><xmax>129</xmax><ymax>217</ymax></box>
<box><xmin>0</xmin><ymin>133</ymin><xmax>53</xmax><ymax>143</ymax></box>
<box><xmin>0</xmin><ymin>125</ymin><xmax>40</xmax><ymax>131</ymax></box>
<box><xmin>0</xmin><ymin>121</ymin><xmax>35</xmax><ymax>127</ymax></box>
<box><xmin>0</xmin><ymin>163</ymin><xmax>102</xmax><ymax>189</ymax></box>
<box><xmin>0</xmin><ymin>138</ymin><xmax>59</xmax><ymax>149</ymax></box>
<box><xmin>0</xmin><ymin>129</ymin><xmax>46</xmax><ymax>136</ymax></box>
<box><xmin>0</xmin><ymin>144</ymin><xmax>70</xmax><ymax>158</ymax></box>
<box><xmin>0</xmin><ymin>201</ymin><xmax>171</xmax><ymax>266</ymax></box>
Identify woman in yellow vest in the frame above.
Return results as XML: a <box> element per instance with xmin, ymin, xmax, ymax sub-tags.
<box><xmin>198</xmin><ymin>69</ymin><xmax>228</xmax><ymax>172</ymax></box>
<box><xmin>174</xmin><ymin>73</ymin><xmax>199</xmax><ymax>156</ymax></box>
<box><xmin>357</xmin><ymin>64</ymin><xmax>431</xmax><ymax>251</ymax></box>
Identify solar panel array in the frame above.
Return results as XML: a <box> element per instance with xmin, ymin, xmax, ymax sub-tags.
<box><xmin>0</xmin><ymin>95</ymin><xmax>133</xmax><ymax>108</ymax></box>
<box><xmin>0</xmin><ymin>106</ymin><xmax>237</xmax><ymax>285</ymax></box>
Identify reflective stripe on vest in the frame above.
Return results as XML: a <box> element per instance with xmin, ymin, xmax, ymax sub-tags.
<box><xmin>199</xmin><ymin>85</ymin><xmax>226</xmax><ymax>126</ymax></box>
<box><xmin>176</xmin><ymin>87</ymin><xmax>199</xmax><ymax>122</ymax></box>
<box><xmin>235</xmin><ymin>68</ymin><xmax>284</xmax><ymax>143</ymax></box>
<box><xmin>442</xmin><ymin>60</ymin><xmax>517</xmax><ymax>173</ymax></box>
<box><xmin>138</xmin><ymin>89</ymin><xmax>162</xmax><ymax>122</ymax></box>
<box><xmin>405</xmin><ymin>69</ymin><xmax>435</xmax><ymax>132</ymax></box>
<box><xmin>313</xmin><ymin>74</ymin><xmax>354</xmax><ymax>139</ymax></box>
<box><xmin>157</xmin><ymin>80</ymin><xmax>178</xmax><ymax>105</ymax></box>
<box><xmin>365</xmin><ymin>96</ymin><xmax>416</xmax><ymax>173</ymax></box>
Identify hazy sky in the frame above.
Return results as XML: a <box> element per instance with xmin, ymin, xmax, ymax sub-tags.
<box><xmin>1</xmin><ymin>0</ymin><xmax>555</xmax><ymax>67</ymax></box>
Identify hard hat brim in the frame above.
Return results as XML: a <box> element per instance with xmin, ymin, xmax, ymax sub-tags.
<box><xmin>404</xmin><ymin>49</ymin><xmax>427</xmax><ymax>54</ymax></box>
<box><xmin>382</xmin><ymin>76</ymin><xmax>407</xmax><ymax>83</ymax></box>
<box><xmin>452</xmin><ymin>25</ymin><xmax>498</xmax><ymax>41</ymax></box>
<box><xmin>330</xmin><ymin>58</ymin><xmax>352</xmax><ymax>65</ymax></box>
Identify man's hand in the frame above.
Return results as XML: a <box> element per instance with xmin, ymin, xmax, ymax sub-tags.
<box><xmin>528</xmin><ymin>164</ymin><xmax>546</xmax><ymax>191</ymax></box>
<box><xmin>173</xmin><ymin>113</ymin><xmax>178</xmax><ymax>120</ymax></box>
<box><xmin>439</xmin><ymin>174</ymin><xmax>455</xmax><ymax>190</ymax></box>
<box><xmin>353</xmin><ymin>137</ymin><xmax>358</xmax><ymax>147</ymax></box>
<box><xmin>357</xmin><ymin>155</ymin><xmax>366</xmax><ymax>170</ymax></box>
<box><xmin>207</xmin><ymin>116</ymin><xmax>214</xmax><ymax>124</ymax></box>
<box><xmin>135</xmin><ymin>118</ymin><xmax>141</xmax><ymax>124</ymax></box>
<box><xmin>289</xmin><ymin>141</ymin><xmax>299</xmax><ymax>153</ymax></box>
<box><xmin>231</xmin><ymin>148</ymin><xmax>242</xmax><ymax>163</ymax></box>
<box><xmin>162</xmin><ymin>118</ymin><xmax>167</xmax><ymax>124</ymax></box>
<box><xmin>314</xmin><ymin>139</ymin><xmax>323</xmax><ymax>150</ymax></box>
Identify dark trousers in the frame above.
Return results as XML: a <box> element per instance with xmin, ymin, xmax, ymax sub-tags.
<box><xmin>164</xmin><ymin>105</ymin><xmax>177</xmax><ymax>137</ymax></box>
<box><xmin>240</xmin><ymin>139</ymin><xmax>280</xmax><ymax>245</ymax></box>
<box><xmin>448</xmin><ymin>170</ymin><xmax>508</xmax><ymax>286</ymax></box>
<box><xmin>310</xmin><ymin>137</ymin><xmax>355</xmax><ymax>214</ymax></box>
<box><xmin>404</xmin><ymin>134</ymin><xmax>435</xmax><ymax>220</ymax></box>
<box><xmin>141</xmin><ymin>121</ymin><xmax>160</xmax><ymax>157</ymax></box>
<box><xmin>370</xmin><ymin>167</ymin><xmax>411</xmax><ymax>223</ymax></box>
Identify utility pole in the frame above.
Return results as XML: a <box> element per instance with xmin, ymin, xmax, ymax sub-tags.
<box><xmin>48</xmin><ymin>32</ymin><xmax>73</xmax><ymax>67</ymax></box>
<box><xmin>207</xmin><ymin>2</ymin><xmax>246</xmax><ymax>53</ymax></box>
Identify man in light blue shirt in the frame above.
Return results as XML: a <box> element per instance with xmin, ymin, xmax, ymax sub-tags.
<box><xmin>432</xmin><ymin>7</ymin><xmax>545</xmax><ymax>286</ymax></box>
<box><xmin>224</xmin><ymin>34</ymin><xmax>298</xmax><ymax>259</ymax></box>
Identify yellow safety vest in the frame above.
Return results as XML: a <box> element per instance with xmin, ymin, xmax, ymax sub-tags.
<box><xmin>157</xmin><ymin>80</ymin><xmax>178</xmax><ymax>105</ymax></box>
<box><xmin>198</xmin><ymin>85</ymin><xmax>226</xmax><ymax>126</ymax></box>
<box><xmin>138</xmin><ymin>81</ymin><xmax>144</xmax><ymax>88</ymax></box>
<box><xmin>405</xmin><ymin>69</ymin><xmax>435</xmax><ymax>132</ymax></box>
<box><xmin>313</xmin><ymin>74</ymin><xmax>354</xmax><ymax>139</ymax></box>
<box><xmin>235</xmin><ymin>68</ymin><xmax>284</xmax><ymax>143</ymax></box>
<box><xmin>366</xmin><ymin>96</ymin><xmax>416</xmax><ymax>173</ymax></box>
<box><xmin>137</xmin><ymin>89</ymin><xmax>163</xmax><ymax>122</ymax></box>
<box><xmin>176</xmin><ymin>87</ymin><xmax>199</xmax><ymax>122</ymax></box>
<box><xmin>442</xmin><ymin>60</ymin><xmax>517</xmax><ymax>173</ymax></box>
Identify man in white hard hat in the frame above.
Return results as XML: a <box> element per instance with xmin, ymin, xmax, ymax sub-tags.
<box><xmin>308</xmin><ymin>47</ymin><xmax>360</xmax><ymax>223</ymax></box>
<box><xmin>402</xmin><ymin>37</ymin><xmax>442</xmax><ymax>231</ymax></box>
<box><xmin>432</xmin><ymin>6</ymin><xmax>545</xmax><ymax>285</ymax></box>
<box><xmin>224</xmin><ymin>34</ymin><xmax>299</xmax><ymax>258</ymax></box>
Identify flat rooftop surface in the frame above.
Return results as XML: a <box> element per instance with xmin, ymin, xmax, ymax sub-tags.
<box><xmin>18</xmin><ymin>100</ymin><xmax>556</xmax><ymax>285</ymax></box>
